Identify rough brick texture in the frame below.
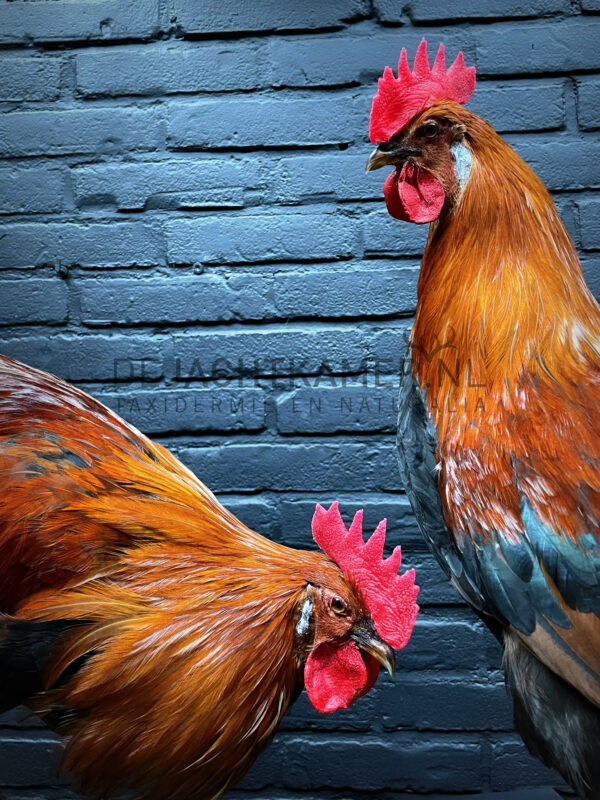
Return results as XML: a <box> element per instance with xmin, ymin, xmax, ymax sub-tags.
<box><xmin>0</xmin><ymin>1</ymin><xmax>596</xmax><ymax>797</ymax></box>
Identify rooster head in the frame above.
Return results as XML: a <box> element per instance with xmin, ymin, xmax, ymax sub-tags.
<box><xmin>366</xmin><ymin>39</ymin><xmax>477</xmax><ymax>223</ymax></box>
<box><xmin>298</xmin><ymin>502</ymin><xmax>419</xmax><ymax>713</ymax></box>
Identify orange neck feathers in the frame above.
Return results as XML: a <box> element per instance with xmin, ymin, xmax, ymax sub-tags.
<box><xmin>410</xmin><ymin>104</ymin><xmax>600</xmax><ymax>542</ymax></box>
<box><xmin>412</xmin><ymin>104</ymin><xmax>600</xmax><ymax>405</ymax></box>
<box><xmin>19</xmin><ymin>541</ymin><xmax>338</xmax><ymax>800</ymax></box>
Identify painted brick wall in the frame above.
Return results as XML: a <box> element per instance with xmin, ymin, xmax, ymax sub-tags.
<box><xmin>0</xmin><ymin>1</ymin><xmax>598</xmax><ymax>797</ymax></box>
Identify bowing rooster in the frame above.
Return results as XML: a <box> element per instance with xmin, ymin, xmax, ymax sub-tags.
<box><xmin>366</xmin><ymin>40</ymin><xmax>600</xmax><ymax>797</ymax></box>
<box><xmin>0</xmin><ymin>354</ymin><xmax>419</xmax><ymax>800</ymax></box>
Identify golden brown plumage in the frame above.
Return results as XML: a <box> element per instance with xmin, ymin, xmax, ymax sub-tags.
<box><xmin>367</xmin><ymin>41</ymin><xmax>600</xmax><ymax>797</ymax></box>
<box><xmin>0</xmin><ymin>354</ymin><xmax>417</xmax><ymax>800</ymax></box>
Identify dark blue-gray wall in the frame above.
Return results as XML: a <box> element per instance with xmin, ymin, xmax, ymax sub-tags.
<box><xmin>0</xmin><ymin>1</ymin><xmax>599</xmax><ymax>797</ymax></box>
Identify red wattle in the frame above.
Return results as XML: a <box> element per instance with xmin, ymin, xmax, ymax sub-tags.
<box><xmin>383</xmin><ymin>170</ymin><xmax>411</xmax><ymax>221</ymax></box>
<box><xmin>383</xmin><ymin>163</ymin><xmax>445</xmax><ymax>223</ymax></box>
<box><xmin>304</xmin><ymin>640</ymin><xmax>380</xmax><ymax>713</ymax></box>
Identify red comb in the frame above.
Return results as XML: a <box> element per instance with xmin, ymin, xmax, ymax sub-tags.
<box><xmin>312</xmin><ymin>502</ymin><xmax>419</xmax><ymax>650</ymax></box>
<box><xmin>369</xmin><ymin>39</ymin><xmax>476</xmax><ymax>144</ymax></box>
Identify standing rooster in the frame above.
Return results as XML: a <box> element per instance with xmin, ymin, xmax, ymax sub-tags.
<box><xmin>0</xmin><ymin>354</ymin><xmax>419</xmax><ymax>800</ymax></box>
<box><xmin>366</xmin><ymin>40</ymin><xmax>600</xmax><ymax>797</ymax></box>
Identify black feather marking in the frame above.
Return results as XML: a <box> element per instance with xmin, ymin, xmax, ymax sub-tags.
<box><xmin>0</xmin><ymin>615</ymin><xmax>86</xmax><ymax>713</ymax></box>
<box><xmin>397</xmin><ymin>370</ymin><xmax>501</xmax><ymax>627</ymax></box>
<box><xmin>521</xmin><ymin>501</ymin><xmax>600</xmax><ymax>618</ymax></box>
<box><xmin>22</xmin><ymin>462</ymin><xmax>47</xmax><ymax>477</ymax></box>
<box><xmin>504</xmin><ymin>632</ymin><xmax>600</xmax><ymax>799</ymax></box>
<box><xmin>36</xmin><ymin>446</ymin><xmax>91</xmax><ymax>470</ymax></box>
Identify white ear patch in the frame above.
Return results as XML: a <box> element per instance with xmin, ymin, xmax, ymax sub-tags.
<box><xmin>296</xmin><ymin>598</ymin><xmax>313</xmax><ymax>636</ymax></box>
<box><xmin>451</xmin><ymin>141</ymin><xmax>472</xmax><ymax>190</ymax></box>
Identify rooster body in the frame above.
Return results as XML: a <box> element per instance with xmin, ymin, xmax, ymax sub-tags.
<box><xmin>367</xmin><ymin>43</ymin><xmax>600</xmax><ymax>797</ymax></box>
<box><xmin>0</xmin><ymin>355</ymin><xmax>417</xmax><ymax>799</ymax></box>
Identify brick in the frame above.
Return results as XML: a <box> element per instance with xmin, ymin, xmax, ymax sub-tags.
<box><xmin>74</xmin><ymin>153</ymin><xmax>379</xmax><ymax>211</ymax></box>
<box><xmin>273</xmin><ymin>265</ymin><xmax>419</xmax><ymax>318</ymax></box>
<box><xmin>576</xmin><ymin>77</ymin><xmax>600</xmax><ymax>130</ymax></box>
<box><xmin>241</xmin><ymin>732</ymin><xmax>483</xmax><ymax>792</ymax></box>
<box><xmin>0</xmin><ymin>0</ymin><xmax>159</xmax><ymax>44</ymax></box>
<box><xmin>73</xmin><ymin>138</ymin><xmax>600</xmax><ymax>217</ymax></box>
<box><xmin>490</xmin><ymin>737</ymin><xmax>562</xmax><ymax>789</ymax></box>
<box><xmin>276</xmin><ymin>386</ymin><xmax>398</xmax><ymax>434</ymax></box>
<box><xmin>167</xmin><ymin>96</ymin><xmax>363</xmax><ymax>150</ymax></box>
<box><xmin>577</xmin><ymin>197</ymin><xmax>600</xmax><ymax>250</ymax></box>
<box><xmin>218</xmin><ymin>496</ymin><xmax>279</xmax><ymax>540</ymax></box>
<box><xmin>379</xmin><ymin>675</ymin><xmax>513</xmax><ymax>731</ymax></box>
<box><xmin>176</xmin><ymin>443</ymin><xmax>396</xmax><ymax>493</ymax></box>
<box><xmin>73</xmin><ymin>159</ymin><xmax>254</xmax><ymax>212</ymax></box>
<box><xmin>0</xmin><ymin>734</ymin><xmax>64</xmax><ymax>786</ymax></box>
<box><xmin>509</xmin><ymin>137</ymin><xmax>600</xmax><ymax>191</ymax></box>
<box><xmin>166</xmin><ymin>213</ymin><xmax>356</xmax><ymax>264</ymax></box>
<box><xmin>0</xmin><ymin>167</ymin><xmax>64</xmax><ymax>215</ymax></box>
<box><xmin>282</xmin><ymin>672</ymin><xmax>510</xmax><ymax>734</ymax></box>
<box><xmin>278</xmin><ymin>496</ymin><xmax>422</xmax><ymax>549</ymax></box>
<box><xmin>0</xmin><ymin>57</ymin><xmax>61</xmax><ymax>102</ymax></box>
<box><xmin>79</xmin><ymin>275</ymin><xmax>267</xmax><ymax>325</ymax></box>
<box><xmin>76</xmin><ymin>43</ymin><xmax>264</xmax><ymax>97</ymax></box>
<box><xmin>280</xmin><ymin>689</ymin><xmax>375</xmax><ymax>733</ymax></box>
<box><xmin>0</xmin><ymin>279</ymin><xmax>68</xmax><ymax>325</ymax></box>
<box><xmin>79</xmin><ymin>266</ymin><xmax>416</xmax><ymax>325</ymax></box>
<box><xmin>471</xmin><ymin>80</ymin><xmax>564</xmax><ymax>133</ymax></box>
<box><xmin>0</xmin><ymin>335</ymin><xmax>164</xmax><ymax>383</ymax></box>
<box><xmin>399</xmin><ymin>614</ymin><xmax>491</xmax><ymax>671</ymax></box>
<box><xmin>363</xmin><ymin>208</ymin><xmax>430</xmax><ymax>257</ymax></box>
<box><xmin>475</xmin><ymin>19</ymin><xmax>600</xmax><ymax>74</ymax></box>
<box><xmin>267</xmin><ymin>31</ymin><xmax>472</xmax><ymax>88</ymax></box>
<box><xmin>406</xmin><ymin>0</ymin><xmax>569</xmax><ymax>22</ymax></box>
<box><xmin>0</xmin><ymin>222</ymin><xmax>163</xmax><ymax>270</ymax></box>
<box><xmin>369</xmin><ymin>327</ymin><xmax>414</xmax><ymax>375</ymax></box>
<box><xmin>169</xmin><ymin>327</ymin><xmax>370</xmax><ymax>384</ymax></box>
<box><xmin>95</xmin><ymin>389</ymin><xmax>266</xmax><ymax>434</ymax></box>
<box><xmin>0</xmin><ymin>108</ymin><xmax>163</xmax><ymax>158</ymax></box>
<box><xmin>172</xmin><ymin>0</ymin><xmax>370</xmax><ymax>34</ymax></box>
<box><xmin>582</xmin><ymin>254</ymin><xmax>600</xmax><ymax>301</ymax></box>
<box><xmin>271</xmin><ymin>151</ymin><xmax>383</xmax><ymax>203</ymax></box>
<box><xmin>553</xmin><ymin>196</ymin><xmax>579</xmax><ymax>245</ymax></box>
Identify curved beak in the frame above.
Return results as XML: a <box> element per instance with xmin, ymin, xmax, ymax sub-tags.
<box><xmin>365</xmin><ymin>146</ymin><xmax>422</xmax><ymax>173</ymax></box>
<box><xmin>351</xmin><ymin>619</ymin><xmax>396</xmax><ymax>676</ymax></box>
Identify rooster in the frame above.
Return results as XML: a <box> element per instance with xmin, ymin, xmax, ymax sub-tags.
<box><xmin>365</xmin><ymin>40</ymin><xmax>600</xmax><ymax>797</ymax></box>
<box><xmin>0</xmin><ymin>354</ymin><xmax>419</xmax><ymax>800</ymax></box>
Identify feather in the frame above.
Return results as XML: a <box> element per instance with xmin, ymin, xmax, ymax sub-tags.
<box><xmin>393</xmin><ymin>96</ymin><xmax>600</xmax><ymax>794</ymax></box>
<box><xmin>0</xmin><ymin>353</ymin><xmax>417</xmax><ymax>800</ymax></box>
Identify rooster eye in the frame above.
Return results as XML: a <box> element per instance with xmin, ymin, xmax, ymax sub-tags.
<box><xmin>420</xmin><ymin>121</ymin><xmax>439</xmax><ymax>139</ymax></box>
<box><xmin>330</xmin><ymin>597</ymin><xmax>347</xmax><ymax>615</ymax></box>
